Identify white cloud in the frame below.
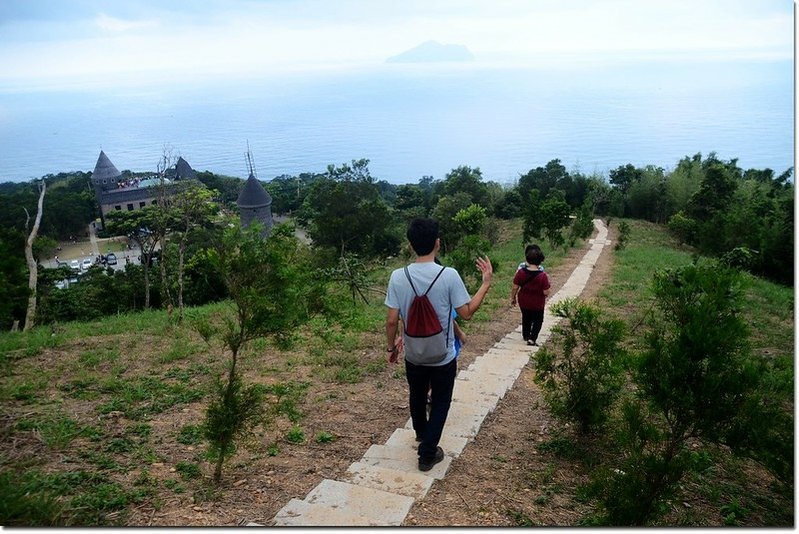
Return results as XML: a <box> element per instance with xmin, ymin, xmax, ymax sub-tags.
<box><xmin>94</xmin><ymin>12</ymin><xmax>159</xmax><ymax>33</ymax></box>
<box><xmin>0</xmin><ymin>0</ymin><xmax>792</xmax><ymax>90</ymax></box>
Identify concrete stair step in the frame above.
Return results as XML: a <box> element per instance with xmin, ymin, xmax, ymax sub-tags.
<box><xmin>451</xmin><ymin>381</ymin><xmax>501</xmax><ymax>413</ymax></box>
<box><xmin>494</xmin><ymin>339</ymin><xmax>535</xmax><ymax>352</ymax></box>
<box><xmin>443</xmin><ymin>401</ymin><xmax>491</xmax><ymax>439</ymax></box>
<box><xmin>272</xmin><ymin>498</ymin><xmax>390</xmax><ymax>526</ymax></box>
<box><xmin>302</xmin><ymin>479</ymin><xmax>415</xmax><ymax>525</ymax></box>
<box><xmin>465</xmin><ymin>359</ymin><xmax>523</xmax><ymax>381</ymax></box>
<box><xmin>455</xmin><ymin>369</ymin><xmax>516</xmax><ymax>399</ymax></box>
<box><xmin>362</xmin><ymin>443</ymin><xmax>452</xmax><ymax>479</ymax></box>
<box><xmin>343</xmin><ymin>461</ymin><xmax>435</xmax><ymax>499</ymax></box>
<box><xmin>481</xmin><ymin>350</ymin><xmax>534</xmax><ymax>367</ymax></box>
<box><xmin>451</xmin><ymin>383</ymin><xmax>502</xmax><ymax>414</ymax></box>
<box><xmin>401</xmin><ymin>401</ymin><xmax>489</xmax><ymax>440</ymax></box>
<box><xmin>384</xmin><ymin>427</ymin><xmax>469</xmax><ymax>456</ymax></box>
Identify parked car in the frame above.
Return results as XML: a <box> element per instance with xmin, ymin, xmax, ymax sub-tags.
<box><xmin>69</xmin><ymin>259</ymin><xmax>80</xmax><ymax>272</ymax></box>
<box><xmin>80</xmin><ymin>258</ymin><xmax>93</xmax><ymax>271</ymax></box>
<box><xmin>106</xmin><ymin>253</ymin><xmax>118</xmax><ymax>266</ymax></box>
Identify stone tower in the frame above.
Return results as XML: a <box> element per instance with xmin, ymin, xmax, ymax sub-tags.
<box><xmin>91</xmin><ymin>150</ymin><xmax>123</xmax><ymax>226</ymax></box>
<box><xmin>236</xmin><ymin>151</ymin><xmax>273</xmax><ymax>237</ymax></box>
<box><xmin>91</xmin><ymin>150</ymin><xmax>123</xmax><ymax>194</ymax></box>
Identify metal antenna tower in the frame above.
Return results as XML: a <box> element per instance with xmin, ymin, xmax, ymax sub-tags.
<box><xmin>246</xmin><ymin>140</ymin><xmax>258</xmax><ymax>178</ymax></box>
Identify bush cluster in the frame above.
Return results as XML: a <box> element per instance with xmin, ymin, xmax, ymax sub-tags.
<box><xmin>536</xmin><ymin>260</ymin><xmax>793</xmax><ymax>525</ymax></box>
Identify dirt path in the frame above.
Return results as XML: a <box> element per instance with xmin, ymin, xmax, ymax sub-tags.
<box><xmin>88</xmin><ymin>223</ymin><xmax>100</xmax><ymax>257</ymax></box>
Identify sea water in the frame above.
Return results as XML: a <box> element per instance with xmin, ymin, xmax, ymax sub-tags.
<box><xmin>0</xmin><ymin>58</ymin><xmax>792</xmax><ymax>184</ymax></box>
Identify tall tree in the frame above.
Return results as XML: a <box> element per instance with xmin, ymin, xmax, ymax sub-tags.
<box><xmin>538</xmin><ymin>190</ymin><xmax>572</xmax><ymax>251</ymax></box>
<box><xmin>686</xmin><ymin>163</ymin><xmax>738</xmax><ymax>221</ymax></box>
<box><xmin>521</xmin><ymin>189</ymin><xmax>543</xmax><ymax>244</ymax></box>
<box><xmin>518</xmin><ymin>159</ymin><xmax>570</xmax><ymax>201</ymax></box>
<box><xmin>627</xmin><ymin>166</ymin><xmax>668</xmax><ymax>223</ymax></box>
<box><xmin>197</xmin><ymin>221</ymin><xmax>317</xmax><ymax>483</ymax></box>
<box><xmin>171</xmin><ymin>183</ymin><xmax>217</xmax><ymax>321</ymax></box>
<box><xmin>440</xmin><ymin>166</ymin><xmax>490</xmax><ymax>208</ymax></box>
<box><xmin>431</xmin><ymin>191</ymin><xmax>473</xmax><ymax>253</ymax></box>
<box><xmin>301</xmin><ymin>160</ymin><xmax>394</xmax><ymax>258</ymax></box>
<box><xmin>393</xmin><ymin>184</ymin><xmax>429</xmax><ymax>221</ymax></box>
<box><xmin>23</xmin><ymin>180</ymin><xmax>46</xmax><ymax>331</ymax></box>
<box><xmin>608</xmin><ymin>163</ymin><xmax>643</xmax><ymax>196</ymax></box>
<box><xmin>0</xmin><ymin>230</ymin><xmax>28</xmax><ymax>331</ymax></box>
<box><xmin>106</xmin><ymin>208</ymin><xmax>161</xmax><ymax>309</ymax></box>
<box><xmin>154</xmin><ymin>147</ymin><xmax>178</xmax><ymax>313</ymax></box>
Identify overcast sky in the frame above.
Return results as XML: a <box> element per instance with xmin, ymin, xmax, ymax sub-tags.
<box><xmin>0</xmin><ymin>0</ymin><xmax>793</xmax><ymax>90</ymax></box>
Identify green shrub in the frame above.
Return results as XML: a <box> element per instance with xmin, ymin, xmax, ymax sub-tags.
<box><xmin>534</xmin><ymin>298</ymin><xmax>626</xmax><ymax>433</ymax></box>
<box><xmin>446</xmin><ymin>234</ymin><xmax>492</xmax><ymax>293</ymax></box>
<box><xmin>0</xmin><ymin>471</ymin><xmax>65</xmax><ymax>526</ymax></box>
<box><xmin>588</xmin><ymin>260</ymin><xmax>792</xmax><ymax>525</ymax></box>
<box><xmin>315</xmin><ymin>431</ymin><xmax>335</xmax><ymax>443</ymax></box>
<box><xmin>568</xmin><ymin>200</ymin><xmax>595</xmax><ymax>246</ymax></box>
<box><xmin>203</xmin><ymin>372</ymin><xmax>265</xmax><ymax>482</ymax></box>
<box><xmin>198</xmin><ymin>221</ymin><xmax>316</xmax><ymax>483</ymax></box>
<box><xmin>720</xmin><ymin>499</ymin><xmax>748</xmax><ymax>526</ymax></box>
<box><xmin>285</xmin><ymin>425</ymin><xmax>305</xmax><ymax>444</ymax></box>
<box><xmin>175</xmin><ymin>461</ymin><xmax>202</xmax><ymax>480</ymax></box>
<box><xmin>615</xmin><ymin>220</ymin><xmax>631</xmax><ymax>250</ymax></box>
<box><xmin>177</xmin><ymin>424</ymin><xmax>204</xmax><ymax>445</ymax></box>
<box><xmin>321</xmin><ymin>254</ymin><xmax>371</xmax><ymax>305</ymax></box>
<box><xmin>584</xmin><ymin>397</ymin><xmax>694</xmax><ymax>525</ymax></box>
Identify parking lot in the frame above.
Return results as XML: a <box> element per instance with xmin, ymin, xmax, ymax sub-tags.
<box><xmin>44</xmin><ymin>223</ymin><xmax>159</xmax><ymax>282</ymax></box>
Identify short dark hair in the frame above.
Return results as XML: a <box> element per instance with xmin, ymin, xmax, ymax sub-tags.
<box><xmin>407</xmin><ymin>218</ymin><xmax>439</xmax><ymax>256</ymax></box>
<box><xmin>525</xmin><ymin>244</ymin><xmax>541</xmax><ymax>256</ymax></box>
<box><xmin>526</xmin><ymin>245</ymin><xmax>545</xmax><ymax>265</ymax></box>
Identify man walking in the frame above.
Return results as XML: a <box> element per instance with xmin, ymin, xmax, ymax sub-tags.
<box><xmin>385</xmin><ymin>218</ymin><xmax>493</xmax><ymax>471</ymax></box>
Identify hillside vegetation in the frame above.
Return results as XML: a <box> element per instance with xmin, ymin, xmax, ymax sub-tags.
<box><xmin>0</xmin><ymin>151</ymin><xmax>793</xmax><ymax>525</ymax></box>
<box><xmin>0</xmin><ymin>218</ymin><xmax>792</xmax><ymax>526</ymax></box>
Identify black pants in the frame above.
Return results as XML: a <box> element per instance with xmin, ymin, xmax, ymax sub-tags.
<box><xmin>405</xmin><ymin>358</ymin><xmax>457</xmax><ymax>460</ymax></box>
<box><xmin>521</xmin><ymin>308</ymin><xmax>545</xmax><ymax>343</ymax></box>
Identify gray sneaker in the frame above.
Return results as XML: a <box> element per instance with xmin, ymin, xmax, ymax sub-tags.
<box><xmin>418</xmin><ymin>446</ymin><xmax>445</xmax><ymax>472</ymax></box>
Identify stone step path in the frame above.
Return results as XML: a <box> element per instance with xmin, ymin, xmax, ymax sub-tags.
<box><xmin>256</xmin><ymin>219</ymin><xmax>610</xmax><ymax>527</ymax></box>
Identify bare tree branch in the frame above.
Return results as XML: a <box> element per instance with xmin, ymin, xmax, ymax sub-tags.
<box><xmin>23</xmin><ymin>180</ymin><xmax>46</xmax><ymax>331</ymax></box>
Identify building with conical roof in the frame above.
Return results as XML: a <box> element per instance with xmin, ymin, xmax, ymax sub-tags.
<box><xmin>92</xmin><ymin>150</ymin><xmax>122</xmax><ymax>179</ymax></box>
<box><xmin>90</xmin><ymin>150</ymin><xmax>198</xmax><ymax>227</ymax></box>
<box><xmin>237</xmin><ymin>172</ymin><xmax>273</xmax><ymax>237</ymax></box>
<box><xmin>91</xmin><ymin>150</ymin><xmax>123</xmax><ymax>193</ymax></box>
<box><xmin>174</xmin><ymin>157</ymin><xmax>197</xmax><ymax>180</ymax></box>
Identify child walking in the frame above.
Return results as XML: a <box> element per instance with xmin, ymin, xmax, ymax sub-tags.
<box><xmin>510</xmin><ymin>246</ymin><xmax>550</xmax><ymax>346</ymax></box>
<box><xmin>517</xmin><ymin>243</ymin><xmax>545</xmax><ymax>272</ymax></box>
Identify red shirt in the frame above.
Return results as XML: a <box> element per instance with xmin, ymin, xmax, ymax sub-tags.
<box><xmin>513</xmin><ymin>269</ymin><xmax>550</xmax><ymax>310</ymax></box>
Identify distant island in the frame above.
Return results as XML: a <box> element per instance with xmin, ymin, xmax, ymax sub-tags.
<box><xmin>386</xmin><ymin>40</ymin><xmax>475</xmax><ymax>63</ymax></box>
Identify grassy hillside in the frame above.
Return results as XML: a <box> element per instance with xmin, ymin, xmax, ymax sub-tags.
<box><xmin>0</xmin><ymin>218</ymin><xmax>792</xmax><ymax>526</ymax></box>
<box><xmin>599</xmin><ymin>219</ymin><xmax>793</xmax><ymax>363</ymax></box>
<box><xmin>593</xmin><ymin>219</ymin><xmax>793</xmax><ymax>526</ymax></box>
<box><xmin>0</xmin><ymin>218</ymin><xmax>549</xmax><ymax>526</ymax></box>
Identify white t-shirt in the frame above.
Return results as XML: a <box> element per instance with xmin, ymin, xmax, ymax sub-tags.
<box><xmin>385</xmin><ymin>262</ymin><xmax>471</xmax><ymax>366</ymax></box>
